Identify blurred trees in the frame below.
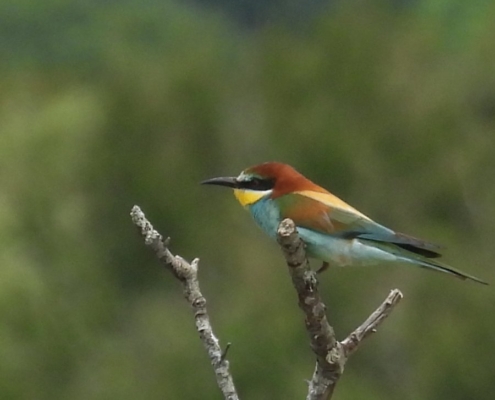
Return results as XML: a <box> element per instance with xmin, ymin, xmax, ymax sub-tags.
<box><xmin>0</xmin><ymin>0</ymin><xmax>493</xmax><ymax>399</ymax></box>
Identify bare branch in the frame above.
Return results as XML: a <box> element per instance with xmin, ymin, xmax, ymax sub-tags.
<box><xmin>276</xmin><ymin>219</ymin><xmax>343</xmax><ymax>400</ymax></box>
<box><xmin>130</xmin><ymin>207</ymin><xmax>402</xmax><ymax>400</ymax></box>
<box><xmin>276</xmin><ymin>219</ymin><xmax>403</xmax><ymax>400</ymax></box>
<box><xmin>341</xmin><ymin>289</ymin><xmax>403</xmax><ymax>357</ymax></box>
<box><xmin>130</xmin><ymin>206</ymin><xmax>239</xmax><ymax>400</ymax></box>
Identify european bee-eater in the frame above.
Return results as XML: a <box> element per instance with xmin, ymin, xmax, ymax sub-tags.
<box><xmin>202</xmin><ymin>162</ymin><xmax>487</xmax><ymax>285</ymax></box>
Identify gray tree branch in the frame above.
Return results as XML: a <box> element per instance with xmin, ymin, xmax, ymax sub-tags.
<box><xmin>130</xmin><ymin>207</ymin><xmax>402</xmax><ymax>400</ymax></box>
<box><xmin>276</xmin><ymin>219</ymin><xmax>403</xmax><ymax>400</ymax></box>
<box><xmin>130</xmin><ymin>205</ymin><xmax>239</xmax><ymax>400</ymax></box>
<box><xmin>341</xmin><ymin>289</ymin><xmax>403</xmax><ymax>357</ymax></box>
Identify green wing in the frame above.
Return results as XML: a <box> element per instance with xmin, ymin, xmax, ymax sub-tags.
<box><xmin>277</xmin><ymin>190</ymin><xmax>442</xmax><ymax>258</ymax></box>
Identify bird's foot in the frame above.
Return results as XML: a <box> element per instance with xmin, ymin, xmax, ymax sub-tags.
<box><xmin>316</xmin><ymin>261</ymin><xmax>330</xmax><ymax>274</ymax></box>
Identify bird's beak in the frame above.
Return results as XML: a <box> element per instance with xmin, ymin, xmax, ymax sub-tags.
<box><xmin>201</xmin><ymin>176</ymin><xmax>238</xmax><ymax>188</ymax></box>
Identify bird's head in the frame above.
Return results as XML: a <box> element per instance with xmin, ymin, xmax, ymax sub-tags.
<box><xmin>202</xmin><ymin>162</ymin><xmax>324</xmax><ymax>207</ymax></box>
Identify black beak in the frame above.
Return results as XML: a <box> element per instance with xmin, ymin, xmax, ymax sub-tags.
<box><xmin>201</xmin><ymin>176</ymin><xmax>238</xmax><ymax>188</ymax></box>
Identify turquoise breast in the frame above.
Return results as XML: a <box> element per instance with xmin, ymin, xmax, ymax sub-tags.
<box><xmin>247</xmin><ymin>198</ymin><xmax>281</xmax><ymax>238</ymax></box>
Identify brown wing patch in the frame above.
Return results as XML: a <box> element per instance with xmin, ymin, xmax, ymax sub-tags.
<box><xmin>295</xmin><ymin>190</ymin><xmax>370</xmax><ymax>220</ymax></box>
<box><xmin>280</xmin><ymin>194</ymin><xmax>351</xmax><ymax>235</ymax></box>
<box><xmin>286</xmin><ymin>200</ymin><xmax>334</xmax><ymax>233</ymax></box>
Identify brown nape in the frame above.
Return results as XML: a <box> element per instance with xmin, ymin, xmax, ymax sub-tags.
<box><xmin>247</xmin><ymin>162</ymin><xmax>328</xmax><ymax>198</ymax></box>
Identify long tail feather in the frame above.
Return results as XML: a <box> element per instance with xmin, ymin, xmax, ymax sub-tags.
<box><xmin>358</xmin><ymin>238</ymin><xmax>488</xmax><ymax>285</ymax></box>
<box><xmin>400</xmin><ymin>257</ymin><xmax>488</xmax><ymax>285</ymax></box>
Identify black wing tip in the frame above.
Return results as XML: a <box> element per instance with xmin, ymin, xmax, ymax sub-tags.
<box><xmin>396</xmin><ymin>243</ymin><xmax>442</xmax><ymax>258</ymax></box>
<box><xmin>451</xmin><ymin>270</ymin><xmax>489</xmax><ymax>286</ymax></box>
<box><xmin>467</xmin><ymin>276</ymin><xmax>489</xmax><ymax>286</ymax></box>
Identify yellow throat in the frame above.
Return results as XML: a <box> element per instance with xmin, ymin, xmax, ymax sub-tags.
<box><xmin>233</xmin><ymin>189</ymin><xmax>268</xmax><ymax>207</ymax></box>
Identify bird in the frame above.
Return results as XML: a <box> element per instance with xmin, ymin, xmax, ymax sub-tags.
<box><xmin>202</xmin><ymin>162</ymin><xmax>487</xmax><ymax>285</ymax></box>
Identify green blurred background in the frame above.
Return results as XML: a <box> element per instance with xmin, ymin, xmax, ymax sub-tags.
<box><xmin>1</xmin><ymin>0</ymin><xmax>494</xmax><ymax>399</ymax></box>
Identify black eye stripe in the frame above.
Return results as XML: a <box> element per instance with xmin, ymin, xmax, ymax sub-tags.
<box><xmin>239</xmin><ymin>177</ymin><xmax>275</xmax><ymax>191</ymax></box>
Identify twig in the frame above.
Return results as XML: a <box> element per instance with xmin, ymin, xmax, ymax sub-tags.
<box><xmin>276</xmin><ymin>219</ymin><xmax>403</xmax><ymax>400</ymax></box>
<box><xmin>341</xmin><ymin>289</ymin><xmax>403</xmax><ymax>357</ymax></box>
<box><xmin>130</xmin><ymin>206</ymin><xmax>239</xmax><ymax>400</ymax></box>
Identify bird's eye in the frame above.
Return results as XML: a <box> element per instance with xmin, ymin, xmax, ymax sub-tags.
<box><xmin>238</xmin><ymin>177</ymin><xmax>275</xmax><ymax>191</ymax></box>
<box><xmin>251</xmin><ymin>178</ymin><xmax>261</xmax><ymax>188</ymax></box>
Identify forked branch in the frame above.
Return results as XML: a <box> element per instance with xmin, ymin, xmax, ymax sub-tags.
<box><xmin>130</xmin><ymin>208</ymin><xmax>402</xmax><ymax>400</ymax></box>
<box><xmin>276</xmin><ymin>219</ymin><xmax>403</xmax><ymax>400</ymax></box>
